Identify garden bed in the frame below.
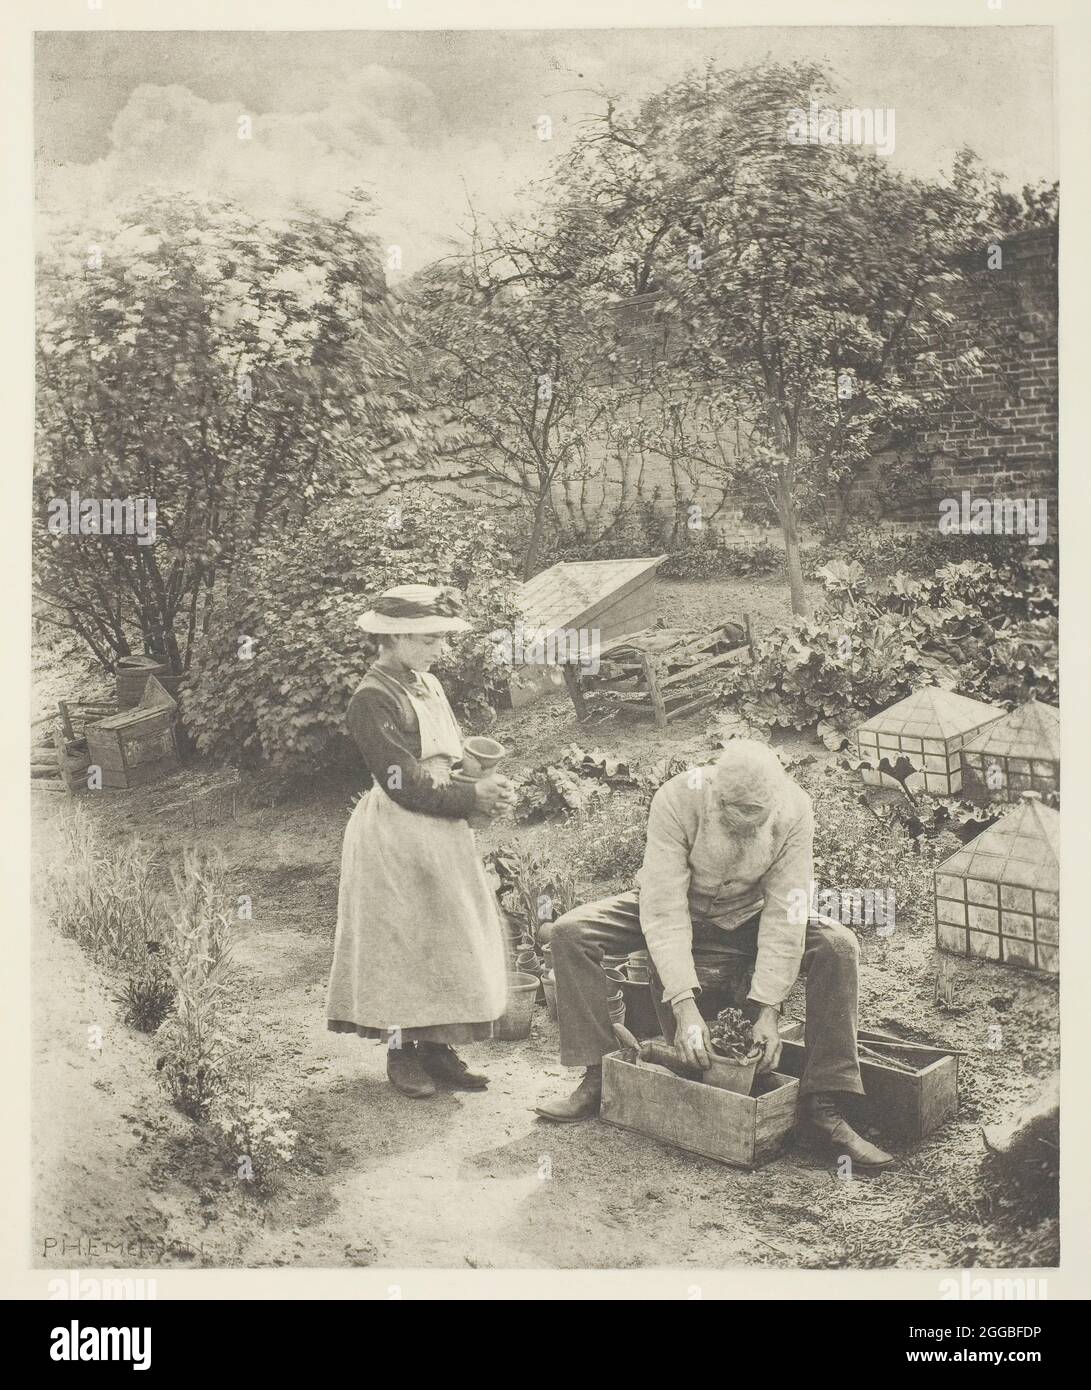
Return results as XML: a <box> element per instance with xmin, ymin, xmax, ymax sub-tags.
<box><xmin>31</xmin><ymin>571</ymin><xmax>1060</xmax><ymax>1271</ymax></box>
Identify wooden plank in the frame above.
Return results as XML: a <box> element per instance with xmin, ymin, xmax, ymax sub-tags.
<box><xmin>594</xmin><ymin>601</ymin><xmax>657</xmax><ymax>646</ymax></box>
<box><xmin>671</xmin><ymin>624</ymin><xmax>745</xmax><ymax>658</ymax></box>
<box><xmin>777</xmin><ymin>1037</ymin><xmax>958</xmax><ymax>1142</ymax></box>
<box><xmin>639</xmin><ymin>653</ymin><xmax>668</xmax><ymax>729</ymax></box>
<box><xmin>657</xmin><ymin>646</ymin><xmax>747</xmax><ymax>690</ymax></box>
<box><xmin>753</xmin><ymin>1077</ymin><xmax>802</xmax><ymax>1164</ymax></box>
<box><xmin>919</xmin><ymin>1056</ymin><xmax>960</xmax><ymax>1139</ymax></box>
<box><xmin>519</xmin><ymin>557</ymin><xmax>667</xmax><ymax>636</ymax></box>
<box><xmin>665</xmin><ymin>691</ymin><xmax>720</xmax><ymax>723</ymax></box>
<box><xmin>599</xmin><ymin>628</ymin><xmax>681</xmax><ymax>658</ymax></box>
<box><xmin>561</xmin><ymin>663</ymin><xmax>588</xmax><ymax>722</ymax></box>
<box><xmin>601</xmin><ymin>1053</ymin><xmax>798</xmax><ymax>1170</ymax></box>
<box><xmin>860</xmin><ymin>1038</ymin><xmax>968</xmax><ymax>1059</ymax></box>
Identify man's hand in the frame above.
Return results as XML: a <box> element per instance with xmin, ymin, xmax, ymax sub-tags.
<box><xmin>751</xmin><ymin>1004</ymin><xmax>783</xmax><ymax>1074</ymax></box>
<box><xmin>672</xmin><ymin>997</ymin><xmax>712</xmax><ymax>1071</ymax></box>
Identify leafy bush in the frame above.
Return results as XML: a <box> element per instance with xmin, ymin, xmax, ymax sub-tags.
<box><xmin>183</xmin><ymin>487</ymin><xmax>523</xmax><ymax>767</ymax></box>
<box><xmin>802</xmin><ymin>529</ymin><xmax>1057</xmax><ymax>585</ymax></box>
<box><xmin>660</xmin><ymin>536</ymin><xmax>782</xmax><ymax>580</ymax></box>
<box><xmin>511</xmin><ymin>744</ymin><xmax>636</xmax><ymax>821</ymax></box>
<box><xmin>486</xmin><ymin>793</ymin><xmax>651</xmax><ymax>960</ymax></box>
<box><xmin>538</xmin><ymin>794</ymin><xmax>650</xmax><ymax>893</ymax></box>
<box><xmin>483</xmin><ymin>846</ymin><xmax>580</xmax><ymax>953</ymax></box>
<box><xmin>718</xmin><ymin>547</ymin><xmax>1057</xmax><ymax>736</ymax></box>
<box><xmin>800</xmin><ymin>766</ymin><xmax>962</xmax><ymax>935</ymax></box>
<box><xmin>118</xmin><ymin>959</ymin><xmax>175</xmax><ymax>1033</ymax></box>
<box><xmin>35</xmin><ymin>191</ymin><xmax>424</xmax><ymax>674</ymax></box>
<box><xmin>535</xmin><ymin>503</ymin><xmax>783</xmax><ymax>581</ymax></box>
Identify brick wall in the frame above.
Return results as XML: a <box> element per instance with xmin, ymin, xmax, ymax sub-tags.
<box><xmin>607</xmin><ymin>228</ymin><xmax>1058</xmax><ymax>532</ymax></box>
<box><xmin>878</xmin><ymin>228</ymin><xmax>1058</xmax><ymax>525</ymax></box>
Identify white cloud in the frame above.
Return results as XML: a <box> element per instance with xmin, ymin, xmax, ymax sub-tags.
<box><xmin>38</xmin><ymin>68</ymin><xmax>520</xmax><ymax>273</ymax></box>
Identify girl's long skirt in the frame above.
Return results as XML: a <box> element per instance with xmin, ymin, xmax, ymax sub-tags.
<box><xmin>326</xmin><ymin>787</ymin><xmax>507</xmax><ymax>1043</ymax></box>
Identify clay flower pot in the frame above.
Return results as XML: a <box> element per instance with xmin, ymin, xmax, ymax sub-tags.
<box><xmin>460</xmin><ymin>736</ymin><xmax>506</xmax><ymax>779</ymax></box>
<box><xmin>493</xmin><ymin>971</ymin><xmax>539</xmax><ymax>1041</ymax></box>
<box><xmin>542</xmin><ymin>970</ymin><xmax>557</xmax><ymax>1021</ymax></box>
<box><xmin>704</xmin><ymin>1046</ymin><xmax>764</xmax><ymax>1097</ymax></box>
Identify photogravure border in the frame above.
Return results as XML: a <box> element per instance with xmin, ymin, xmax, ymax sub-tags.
<box><xmin>2</xmin><ymin>0</ymin><xmax>1087</xmax><ymax>1302</ymax></box>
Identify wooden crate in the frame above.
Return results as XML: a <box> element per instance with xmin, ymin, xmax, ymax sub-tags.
<box><xmin>776</xmin><ymin>1026</ymin><xmax>959</xmax><ymax>1143</ymax></box>
<box><xmin>85</xmin><ymin>677</ymin><xmax>180</xmax><ymax>790</ymax></box>
<box><xmin>601</xmin><ymin>1050</ymin><xmax>799</xmax><ymax>1169</ymax></box>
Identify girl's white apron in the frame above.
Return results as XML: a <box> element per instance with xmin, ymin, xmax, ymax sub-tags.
<box><xmin>325</xmin><ymin>672</ymin><xmax>507</xmax><ymax>1032</ymax></box>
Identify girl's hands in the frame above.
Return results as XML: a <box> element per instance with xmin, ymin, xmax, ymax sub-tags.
<box><xmin>473</xmin><ymin>772</ymin><xmax>516</xmax><ymax>818</ymax></box>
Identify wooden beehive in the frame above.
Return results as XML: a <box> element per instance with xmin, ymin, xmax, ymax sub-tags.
<box><xmin>85</xmin><ymin>676</ymin><xmax>180</xmax><ymax>789</ymax></box>
<box><xmin>854</xmin><ymin>688</ymin><xmax>1003</xmax><ymax>796</ymax></box>
<box><xmin>934</xmin><ymin>798</ymin><xmax>1059</xmax><ymax>973</ymax></box>
<box><xmin>960</xmin><ymin>698</ymin><xmax>1059</xmax><ymax>804</ymax></box>
<box><xmin>601</xmin><ymin>1050</ymin><xmax>798</xmax><ymax>1169</ymax></box>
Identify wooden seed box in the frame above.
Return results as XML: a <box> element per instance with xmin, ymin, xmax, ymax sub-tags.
<box><xmin>776</xmin><ymin>1029</ymin><xmax>958</xmax><ymax>1143</ymax></box>
<box><xmin>600</xmin><ymin>1050</ymin><xmax>799</xmax><ymax>1169</ymax></box>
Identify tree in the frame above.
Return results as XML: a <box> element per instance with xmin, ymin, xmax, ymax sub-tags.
<box><xmin>34</xmin><ymin>191</ymin><xmax>427</xmax><ymax>671</ymax></box>
<box><xmin>552</xmin><ymin>61</ymin><xmax>1020</xmax><ymax>614</ymax></box>
<box><xmin>407</xmin><ymin>229</ymin><xmax>629</xmax><ymax>580</ymax></box>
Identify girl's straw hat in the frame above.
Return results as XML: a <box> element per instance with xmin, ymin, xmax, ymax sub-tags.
<box><xmin>355</xmin><ymin>584</ymin><xmax>472</xmax><ymax>635</ymax></box>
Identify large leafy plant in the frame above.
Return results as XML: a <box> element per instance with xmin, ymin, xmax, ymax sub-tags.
<box><xmin>717</xmin><ymin>546</ymin><xmax>1057</xmax><ymax>736</ymax></box>
<box><xmin>183</xmin><ymin>488</ymin><xmax>522</xmax><ymax>767</ymax></box>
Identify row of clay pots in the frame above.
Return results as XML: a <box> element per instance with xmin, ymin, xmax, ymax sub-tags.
<box><xmin>504</xmin><ymin>952</ymin><xmax>658</xmax><ymax>1037</ymax></box>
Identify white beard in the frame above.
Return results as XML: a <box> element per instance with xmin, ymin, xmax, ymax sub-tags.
<box><xmin>714</xmin><ymin>803</ymin><xmax>782</xmax><ymax>876</ymax></box>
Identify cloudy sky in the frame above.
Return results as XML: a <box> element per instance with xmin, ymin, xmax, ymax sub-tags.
<box><xmin>36</xmin><ymin>27</ymin><xmax>1055</xmax><ymax>272</ymax></box>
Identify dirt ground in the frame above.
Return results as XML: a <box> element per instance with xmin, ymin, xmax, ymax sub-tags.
<box><xmin>31</xmin><ymin>574</ymin><xmax>1059</xmax><ymax>1271</ymax></box>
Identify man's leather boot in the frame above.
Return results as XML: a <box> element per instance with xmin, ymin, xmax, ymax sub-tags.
<box><xmin>535</xmin><ymin>1066</ymin><xmax>602</xmax><ymax>1122</ymax></box>
<box><xmin>800</xmin><ymin>1092</ymin><xmax>895</xmax><ymax>1170</ymax></box>
<box><xmin>418</xmin><ymin>1043</ymin><xmax>488</xmax><ymax>1091</ymax></box>
<box><xmin>387</xmin><ymin>1042</ymin><xmax>437</xmax><ymax>1098</ymax></box>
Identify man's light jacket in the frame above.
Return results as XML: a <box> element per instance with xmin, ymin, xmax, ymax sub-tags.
<box><xmin>635</xmin><ymin>767</ymin><xmax>815</xmax><ymax>1006</ymax></box>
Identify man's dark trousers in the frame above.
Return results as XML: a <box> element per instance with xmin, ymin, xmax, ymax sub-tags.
<box><xmin>543</xmin><ymin>891</ymin><xmax>864</xmax><ymax>1097</ymax></box>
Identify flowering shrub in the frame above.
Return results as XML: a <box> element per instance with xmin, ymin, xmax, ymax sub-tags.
<box><xmin>183</xmin><ymin>487</ymin><xmax>523</xmax><ymax>767</ymax></box>
<box><xmin>212</xmin><ymin>1077</ymin><xmax>297</xmax><ymax>1190</ymax></box>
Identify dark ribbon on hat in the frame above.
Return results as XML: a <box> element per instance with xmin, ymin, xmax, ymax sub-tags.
<box><xmin>370</xmin><ymin>587</ymin><xmax>464</xmax><ymax>620</ymax></box>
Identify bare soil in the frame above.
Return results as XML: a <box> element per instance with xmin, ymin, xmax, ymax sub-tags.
<box><xmin>31</xmin><ymin>575</ymin><xmax>1059</xmax><ymax>1271</ymax></box>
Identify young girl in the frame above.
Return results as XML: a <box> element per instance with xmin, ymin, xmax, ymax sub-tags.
<box><xmin>326</xmin><ymin>583</ymin><xmax>515</xmax><ymax>1097</ymax></box>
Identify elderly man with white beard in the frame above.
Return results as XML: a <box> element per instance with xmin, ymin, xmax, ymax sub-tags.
<box><xmin>535</xmin><ymin>740</ymin><xmax>894</xmax><ymax>1171</ymax></box>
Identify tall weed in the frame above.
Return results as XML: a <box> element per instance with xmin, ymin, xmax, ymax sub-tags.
<box><xmin>156</xmin><ymin>848</ymin><xmax>236</xmax><ymax>1119</ymax></box>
